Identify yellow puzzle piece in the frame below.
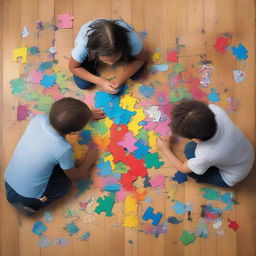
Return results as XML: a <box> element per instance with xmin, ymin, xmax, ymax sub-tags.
<box><xmin>12</xmin><ymin>47</ymin><xmax>27</xmax><ymax>64</ymax></box>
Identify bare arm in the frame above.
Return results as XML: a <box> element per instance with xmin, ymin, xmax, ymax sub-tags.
<box><xmin>68</xmin><ymin>57</ymin><xmax>118</xmax><ymax>94</ymax></box>
<box><xmin>157</xmin><ymin>137</ymin><xmax>191</xmax><ymax>173</ymax></box>
<box><xmin>112</xmin><ymin>50</ymin><xmax>146</xmax><ymax>87</ymax></box>
<box><xmin>69</xmin><ymin>57</ymin><xmax>101</xmax><ymax>84</ymax></box>
<box><xmin>64</xmin><ymin>149</ymin><xmax>98</xmax><ymax>181</ymax></box>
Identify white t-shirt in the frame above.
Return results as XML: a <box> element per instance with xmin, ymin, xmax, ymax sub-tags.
<box><xmin>187</xmin><ymin>104</ymin><xmax>255</xmax><ymax>186</ymax></box>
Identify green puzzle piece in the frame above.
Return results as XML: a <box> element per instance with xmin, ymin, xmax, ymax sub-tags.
<box><xmin>113</xmin><ymin>161</ymin><xmax>130</xmax><ymax>173</ymax></box>
<box><xmin>10</xmin><ymin>78</ymin><xmax>28</xmax><ymax>94</ymax></box>
<box><xmin>173</xmin><ymin>63</ymin><xmax>184</xmax><ymax>74</ymax></box>
<box><xmin>95</xmin><ymin>195</ymin><xmax>115</xmax><ymax>217</ymax></box>
<box><xmin>180</xmin><ymin>230</ymin><xmax>196</xmax><ymax>246</ymax></box>
<box><xmin>90</xmin><ymin>121</ymin><xmax>108</xmax><ymax>135</ymax></box>
<box><xmin>201</xmin><ymin>188</ymin><xmax>220</xmax><ymax>200</ymax></box>
<box><xmin>144</xmin><ymin>152</ymin><xmax>164</xmax><ymax>169</ymax></box>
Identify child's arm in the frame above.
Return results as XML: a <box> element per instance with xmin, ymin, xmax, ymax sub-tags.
<box><xmin>63</xmin><ymin>149</ymin><xmax>99</xmax><ymax>180</ymax></box>
<box><xmin>111</xmin><ymin>50</ymin><xmax>146</xmax><ymax>88</ymax></box>
<box><xmin>157</xmin><ymin>137</ymin><xmax>191</xmax><ymax>174</ymax></box>
<box><xmin>68</xmin><ymin>57</ymin><xmax>118</xmax><ymax>94</ymax></box>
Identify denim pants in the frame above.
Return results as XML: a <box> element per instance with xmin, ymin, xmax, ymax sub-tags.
<box><xmin>184</xmin><ymin>141</ymin><xmax>229</xmax><ymax>187</ymax></box>
<box><xmin>73</xmin><ymin>58</ymin><xmax>145</xmax><ymax>90</ymax></box>
<box><xmin>5</xmin><ymin>165</ymin><xmax>72</xmax><ymax>210</ymax></box>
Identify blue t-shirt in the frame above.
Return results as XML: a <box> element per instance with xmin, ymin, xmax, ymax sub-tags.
<box><xmin>4</xmin><ymin>114</ymin><xmax>74</xmax><ymax>198</ymax></box>
<box><xmin>71</xmin><ymin>19</ymin><xmax>143</xmax><ymax>63</ymax></box>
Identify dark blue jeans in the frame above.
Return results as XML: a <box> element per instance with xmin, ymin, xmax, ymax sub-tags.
<box><xmin>73</xmin><ymin>58</ymin><xmax>145</xmax><ymax>90</ymax></box>
<box><xmin>5</xmin><ymin>165</ymin><xmax>72</xmax><ymax>210</ymax></box>
<box><xmin>184</xmin><ymin>141</ymin><xmax>229</xmax><ymax>187</ymax></box>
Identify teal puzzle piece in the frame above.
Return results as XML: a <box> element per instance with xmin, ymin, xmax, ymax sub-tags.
<box><xmin>95</xmin><ymin>195</ymin><xmax>115</xmax><ymax>217</ymax></box>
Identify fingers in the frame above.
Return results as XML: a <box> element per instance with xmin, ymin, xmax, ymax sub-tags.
<box><xmin>91</xmin><ymin>108</ymin><xmax>106</xmax><ymax>120</ymax></box>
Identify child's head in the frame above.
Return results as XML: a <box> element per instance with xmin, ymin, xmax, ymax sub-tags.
<box><xmin>49</xmin><ymin>97</ymin><xmax>91</xmax><ymax>135</ymax></box>
<box><xmin>171</xmin><ymin>100</ymin><xmax>217</xmax><ymax>141</ymax></box>
<box><xmin>86</xmin><ymin>19</ymin><xmax>132</xmax><ymax>64</ymax></box>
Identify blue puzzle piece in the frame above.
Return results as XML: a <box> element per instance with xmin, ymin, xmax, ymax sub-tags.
<box><xmin>142</xmin><ymin>206</ymin><xmax>163</xmax><ymax>226</ymax></box>
<box><xmin>94</xmin><ymin>91</ymin><xmax>135</xmax><ymax>125</ymax></box>
<box><xmin>172</xmin><ymin>171</ymin><xmax>188</xmax><ymax>184</ymax></box>
<box><xmin>96</xmin><ymin>158</ymin><xmax>112</xmax><ymax>177</ymax></box>
<box><xmin>231</xmin><ymin>43</ymin><xmax>248</xmax><ymax>60</ymax></box>
<box><xmin>32</xmin><ymin>221</ymin><xmax>48</xmax><ymax>236</ymax></box>
<box><xmin>184</xmin><ymin>141</ymin><xmax>196</xmax><ymax>159</ymax></box>
<box><xmin>144</xmin><ymin>176</ymin><xmax>152</xmax><ymax>188</ymax></box>
<box><xmin>139</xmin><ymin>85</ymin><xmax>155</xmax><ymax>98</ymax></box>
<box><xmin>29</xmin><ymin>46</ymin><xmax>40</xmax><ymax>55</ymax></box>
<box><xmin>78</xmin><ymin>130</ymin><xmax>92</xmax><ymax>145</ymax></box>
<box><xmin>103</xmin><ymin>183</ymin><xmax>120</xmax><ymax>191</ymax></box>
<box><xmin>40</xmin><ymin>74</ymin><xmax>56</xmax><ymax>88</ymax></box>
<box><xmin>75</xmin><ymin>179</ymin><xmax>93</xmax><ymax>197</ymax></box>
<box><xmin>207</xmin><ymin>88</ymin><xmax>220</xmax><ymax>102</ymax></box>
<box><xmin>133</xmin><ymin>139</ymin><xmax>150</xmax><ymax>159</ymax></box>
<box><xmin>38</xmin><ymin>61</ymin><xmax>55</xmax><ymax>72</ymax></box>
<box><xmin>172</xmin><ymin>201</ymin><xmax>186</xmax><ymax>214</ymax></box>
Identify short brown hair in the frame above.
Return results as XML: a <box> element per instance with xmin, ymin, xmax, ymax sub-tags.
<box><xmin>171</xmin><ymin>100</ymin><xmax>217</xmax><ymax>141</ymax></box>
<box><xmin>49</xmin><ymin>97</ymin><xmax>91</xmax><ymax>135</ymax></box>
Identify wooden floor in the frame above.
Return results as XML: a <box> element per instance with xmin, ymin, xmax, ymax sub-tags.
<box><xmin>1</xmin><ymin>0</ymin><xmax>255</xmax><ymax>255</ymax></box>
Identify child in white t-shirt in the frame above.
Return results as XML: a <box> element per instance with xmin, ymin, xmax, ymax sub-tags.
<box><xmin>158</xmin><ymin>100</ymin><xmax>255</xmax><ymax>187</ymax></box>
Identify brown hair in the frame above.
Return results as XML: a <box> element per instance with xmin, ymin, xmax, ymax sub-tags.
<box><xmin>171</xmin><ymin>100</ymin><xmax>217</xmax><ymax>141</ymax></box>
<box><xmin>86</xmin><ymin>19</ymin><xmax>132</xmax><ymax>62</ymax></box>
<box><xmin>49</xmin><ymin>97</ymin><xmax>91</xmax><ymax>135</ymax></box>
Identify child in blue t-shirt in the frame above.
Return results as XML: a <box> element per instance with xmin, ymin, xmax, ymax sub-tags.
<box><xmin>5</xmin><ymin>97</ymin><xmax>105</xmax><ymax>216</ymax></box>
<box><xmin>69</xmin><ymin>19</ymin><xmax>145</xmax><ymax>94</ymax></box>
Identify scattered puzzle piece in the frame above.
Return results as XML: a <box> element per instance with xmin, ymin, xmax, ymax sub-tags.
<box><xmin>172</xmin><ymin>171</ymin><xmax>188</xmax><ymax>184</ymax></box>
<box><xmin>95</xmin><ymin>195</ymin><xmax>115</xmax><ymax>217</ymax></box>
<box><xmin>228</xmin><ymin>219</ymin><xmax>240</xmax><ymax>231</ymax></box>
<box><xmin>168</xmin><ymin>216</ymin><xmax>183</xmax><ymax>224</ymax></box>
<box><xmin>172</xmin><ymin>201</ymin><xmax>186</xmax><ymax>214</ymax></box>
<box><xmin>57</xmin><ymin>13</ymin><xmax>74</xmax><ymax>29</ymax></box>
<box><xmin>32</xmin><ymin>221</ymin><xmax>48</xmax><ymax>236</ymax></box>
<box><xmin>201</xmin><ymin>188</ymin><xmax>220</xmax><ymax>200</ymax></box>
<box><xmin>208</xmin><ymin>88</ymin><xmax>220</xmax><ymax>102</ymax></box>
<box><xmin>179</xmin><ymin>230</ymin><xmax>196</xmax><ymax>246</ymax></box>
<box><xmin>166</xmin><ymin>50</ymin><xmax>178</xmax><ymax>62</ymax></box>
<box><xmin>142</xmin><ymin>206</ymin><xmax>163</xmax><ymax>226</ymax></box>
<box><xmin>233</xmin><ymin>70</ymin><xmax>245</xmax><ymax>83</ymax></box>
<box><xmin>12</xmin><ymin>47</ymin><xmax>27</xmax><ymax>63</ymax></box>
<box><xmin>149</xmin><ymin>174</ymin><xmax>165</xmax><ymax>189</ymax></box>
<box><xmin>231</xmin><ymin>43</ymin><xmax>248</xmax><ymax>60</ymax></box>
<box><xmin>65</xmin><ymin>222</ymin><xmax>79</xmax><ymax>235</ymax></box>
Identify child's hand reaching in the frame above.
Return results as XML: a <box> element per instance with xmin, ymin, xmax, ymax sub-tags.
<box><xmin>91</xmin><ymin>108</ymin><xmax>106</xmax><ymax>120</ymax></box>
<box><xmin>98</xmin><ymin>78</ymin><xmax>119</xmax><ymax>94</ymax></box>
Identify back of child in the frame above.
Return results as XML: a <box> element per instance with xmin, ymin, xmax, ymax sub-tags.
<box><xmin>4</xmin><ymin>97</ymin><xmax>94</xmax><ymax>216</ymax></box>
<box><xmin>185</xmin><ymin>103</ymin><xmax>255</xmax><ymax>186</ymax></box>
<box><xmin>158</xmin><ymin>100</ymin><xmax>255</xmax><ymax>187</ymax></box>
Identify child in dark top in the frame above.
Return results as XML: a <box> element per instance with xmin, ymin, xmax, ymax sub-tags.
<box><xmin>69</xmin><ymin>19</ymin><xmax>145</xmax><ymax>94</ymax></box>
<box><xmin>5</xmin><ymin>98</ymin><xmax>105</xmax><ymax>216</ymax></box>
<box><xmin>157</xmin><ymin>100</ymin><xmax>254</xmax><ymax>187</ymax></box>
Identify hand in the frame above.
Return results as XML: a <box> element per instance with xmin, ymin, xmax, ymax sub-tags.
<box><xmin>91</xmin><ymin>108</ymin><xmax>106</xmax><ymax>120</ymax></box>
<box><xmin>98</xmin><ymin>78</ymin><xmax>119</xmax><ymax>94</ymax></box>
<box><xmin>110</xmin><ymin>78</ymin><xmax>123</xmax><ymax>89</ymax></box>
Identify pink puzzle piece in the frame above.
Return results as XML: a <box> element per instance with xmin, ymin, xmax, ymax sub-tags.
<box><xmin>118</xmin><ymin>132</ymin><xmax>138</xmax><ymax>152</ymax></box>
<box><xmin>57</xmin><ymin>13</ymin><xmax>73</xmax><ymax>29</ymax></box>
<box><xmin>149</xmin><ymin>174</ymin><xmax>166</xmax><ymax>188</ymax></box>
